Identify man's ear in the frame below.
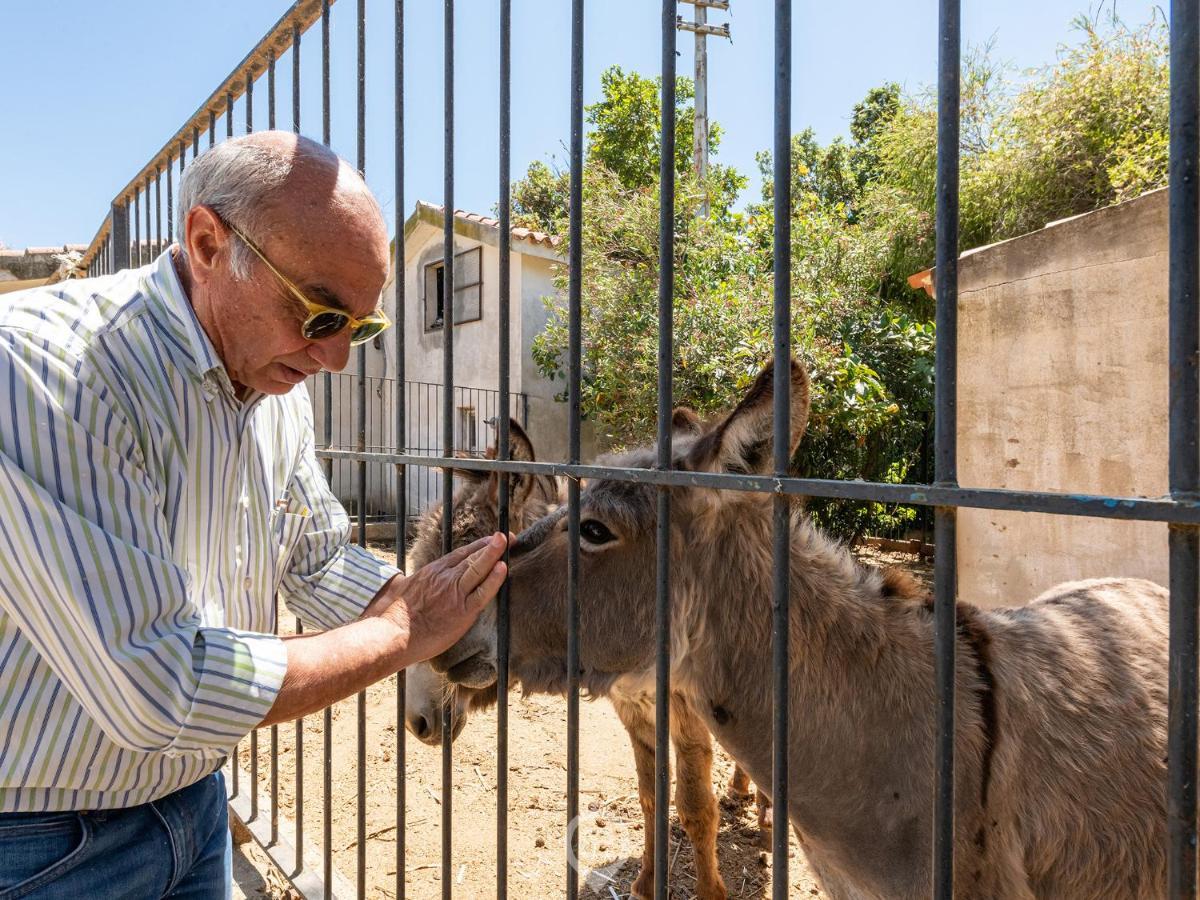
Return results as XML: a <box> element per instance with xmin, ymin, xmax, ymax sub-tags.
<box><xmin>183</xmin><ymin>205</ymin><xmax>233</xmax><ymax>286</ymax></box>
<box><xmin>685</xmin><ymin>356</ymin><xmax>810</xmax><ymax>475</ymax></box>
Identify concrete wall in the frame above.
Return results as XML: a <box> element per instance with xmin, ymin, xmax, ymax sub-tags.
<box><xmin>387</xmin><ymin>216</ymin><xmax>596</xmax><ymax>466</ymax></box>
<box><xmin>956</xmin><ymin>188</ymin><xmax>1170</xmax><ymax>608</ymax></box>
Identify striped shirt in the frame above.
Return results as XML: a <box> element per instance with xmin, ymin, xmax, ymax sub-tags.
<box><xmin>0</xmin><ymin>249</ymin><xmax>399</xmax><ymax>812</ymax></box>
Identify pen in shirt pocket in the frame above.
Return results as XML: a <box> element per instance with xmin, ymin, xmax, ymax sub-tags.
<box><xmin>275</xmin><ymin>494</ymin><xmax>312</xmax><ymax>517</ymax></box>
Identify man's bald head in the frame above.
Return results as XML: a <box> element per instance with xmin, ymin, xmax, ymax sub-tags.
<box><xmin>176</xmin><ymin>131</ymin><xmax>387</xmax><ymax>279</ymax></box>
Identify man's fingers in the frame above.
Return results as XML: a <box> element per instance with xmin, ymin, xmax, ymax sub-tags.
<box><xmin>438</xmin><ymin>534</ymin><xmax>497</xmax><ymax>568</ymax></box>
<box><xmin>457</xmin><ymin>533</ymin><xmax>508</xmax><ymax>592</ymax></box>
<box><xmin>467</xmin><ymin>561</ymin><xmax>508</xmax><ymax>611</ymax></box>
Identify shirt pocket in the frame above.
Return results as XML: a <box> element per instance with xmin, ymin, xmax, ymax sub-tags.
<box><xmin>270</xmin><ymin>506</ymin><xmax>312</xmax><ymax>593</ymax></box>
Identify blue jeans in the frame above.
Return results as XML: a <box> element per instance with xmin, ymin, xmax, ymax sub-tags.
<box><xmin>0</xmin><ymin>772</ymin><xmax>231</xmax><ymax>900</ymax></box>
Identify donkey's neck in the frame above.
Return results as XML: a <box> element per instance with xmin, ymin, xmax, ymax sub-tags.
<box><xmin>676</xmin><ymin>503</ymin><xmax>942</xmax><ymax>889</ymax></box>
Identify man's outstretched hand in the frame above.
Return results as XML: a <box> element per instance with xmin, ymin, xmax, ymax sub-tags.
<box><xmin>367</xmin><ymin>532</ymin><xmax>509</xmax><ymax>665</ymax></box>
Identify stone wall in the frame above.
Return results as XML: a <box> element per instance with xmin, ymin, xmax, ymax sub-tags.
<box><xmin>0</xmin><ymin>245</ymin><xmax>87</xmax><ymax>291</ymax></box>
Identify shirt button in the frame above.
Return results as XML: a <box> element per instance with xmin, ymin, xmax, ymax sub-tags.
<box><xmin>243</xmin><ymin>577</ymin><xmax>253</xmax><ymax>591</ymax></box>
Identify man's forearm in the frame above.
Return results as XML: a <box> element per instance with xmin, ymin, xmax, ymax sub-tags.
<box><xmin>258</xmin><ymin>579</ymin><xmax>409</xmax><ymax>728</ymax></box>
<box><xmin>255</xmin><ymin>531</ymin><xmax>507</xmax><ymax>729</ymax></box>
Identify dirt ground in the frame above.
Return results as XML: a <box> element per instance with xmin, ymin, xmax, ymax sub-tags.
<box><xmin>234</xmin><ymin>545</ymin><xmax>930</xmax><ymax>900</ymax></box>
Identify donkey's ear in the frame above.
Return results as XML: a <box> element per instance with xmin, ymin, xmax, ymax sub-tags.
<box><xmin>487</xmin><ymin>419</ymin><xmax>539</xmax><ymax>507</ymax></box>
<box><xmin>440</xmin><ymin>451</ymin><xmax>488</xmax><ymax>484</ymax></box>
<box><xmin>507</xmin><ymin>419</ymin><xmax>536</xmax><ymax>462</ymax></box>
<box><xmin>671</xmin><ymin>407</ymin><xmax>704</xmax><ymax>436</ymax></box>
<box><xmin>685</xmin><ymin>356</ymin><xmax>810</xmax><ymax>475</ymax></box>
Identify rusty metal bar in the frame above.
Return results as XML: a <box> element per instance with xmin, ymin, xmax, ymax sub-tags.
<box><xmin>441</xmin><ymin>4</ymin><xmax>457</xmax><ymax>897</ymax></box>
<box><xmin>496</xmin><ymin>0</ymin><xmax>511</xmax><ymax>896</ymax></box>
<box><xmin>1167</xmin><ymin>0</ymin><xmax>1200</xmax><ymax>894</ymax></box>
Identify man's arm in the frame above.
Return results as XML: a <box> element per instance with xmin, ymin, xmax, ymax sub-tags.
<box><xmin>258</xmin><ymin>533</ymin><xmax>507</xmax><ymax>727</ymax></box>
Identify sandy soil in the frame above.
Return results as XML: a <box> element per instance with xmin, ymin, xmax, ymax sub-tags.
<box><xmin>233</xmin><ymin>545</ymin><xmax>929</xmax><ymax>899</ymax></box>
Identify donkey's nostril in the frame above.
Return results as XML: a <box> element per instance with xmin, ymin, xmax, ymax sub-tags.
<box><xmin>410</xmin><ymin>715</ymin><xmax>431</xmax><ymax>740</ymax></box>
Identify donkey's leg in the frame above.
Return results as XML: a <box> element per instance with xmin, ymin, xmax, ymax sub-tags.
<box><xmin>611</xmin><ymin>694</ymin><xmax>660</xmax><ymax>900</ymax></box>
<box><xmin>671</xmin><ymin>694</ymin><xmax>728</xmax><ymax>900</ymax></box>
<box><xmin>727</xmin><ymin>763</ymin><xmax>753</xmax><ymax>800</ymax></box>
<box><xmin>755</xmin><ymin>788</ymin><xmax>773</xmax><ymax>848</ymax></box>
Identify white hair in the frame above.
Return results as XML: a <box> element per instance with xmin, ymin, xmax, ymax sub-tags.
<box><xmin>176</xmin><ymin>138</ymin><xmax>316</xmax><ymax>280</ymax></box>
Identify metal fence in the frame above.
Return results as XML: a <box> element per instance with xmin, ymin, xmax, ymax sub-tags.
<box><xmin>71</xmin><ymin>0</ymin><xmax>1200</xmax><ymax>899</ymax></box>
<box><xmin>319</xmin><ymin>373</ymin><xmax>529</xmax><ymax>522</ymax></box>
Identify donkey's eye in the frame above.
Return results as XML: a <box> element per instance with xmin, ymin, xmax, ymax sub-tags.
<box><xmin>579</xmin><ymin>519</ymin><xmax>616</xmax><ymax>545</ymax></box>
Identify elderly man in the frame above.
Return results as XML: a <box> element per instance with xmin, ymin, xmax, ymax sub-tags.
<box><xmin>0</xmin><ymin>132</ymin><xmax>506</xmax><ymax>898</ymax></box>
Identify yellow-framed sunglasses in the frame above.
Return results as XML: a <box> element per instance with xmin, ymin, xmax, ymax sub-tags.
<box><xmin>224</xmin><ymin>219</ymin><xmax>391</xmax><ymax>346</ymax></box>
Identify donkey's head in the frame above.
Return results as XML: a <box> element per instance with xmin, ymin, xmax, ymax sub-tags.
<box><xmin>431</xmin><ymin>357</ymin><xmax>810</xmax><ymax>696</ymax></box>
<box><xmin>403</xmin><ymin>420</ymin><xmax>559</xmax><ymax>744</ymax></box>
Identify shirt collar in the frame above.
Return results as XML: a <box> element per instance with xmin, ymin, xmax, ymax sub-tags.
<box><xmin>143</xmin><ymin>247</ymin><xmax>225</xmax><ymax>383</ymax></box>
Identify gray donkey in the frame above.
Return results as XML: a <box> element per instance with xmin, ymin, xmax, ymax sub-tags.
<box><xmin>403</xmin><ymin>420</ymin><xmax>767</xmax><ymax>900</ymax></box>
<box><xmin>430</xmin><ymin>357</ymin><xmax>1170</xmax><ymax>899</ymax></box>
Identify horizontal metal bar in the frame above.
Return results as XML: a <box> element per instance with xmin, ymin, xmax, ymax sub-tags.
<box><xmin>315</xmin><ymin>449</ymin><xmax>1200</xmax><ymax>523</ymax></box>
<box><xmin>675</xmin><ymin>18</ymin><xmax>730</xmax><ymax>37</ymax></box>
<box><xmin>678</xmin><ymin>0</ymin><xmax>730</xmax><ymax>9</ymax></box>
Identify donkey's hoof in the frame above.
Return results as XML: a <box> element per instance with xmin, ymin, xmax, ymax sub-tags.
<box><xmin>757</xmin><ymin>801</ymin><xmax>774</xmax><ymax>832</ymax></box>
<box><xmin>630</xmin><ymin>868</ymin><xmax>654</xmax><ymax>900</ymax></box>
<box><xmin>696</xmin><ymin>879</ymin><xmax>729</xmax><ymax>900</ymax></box>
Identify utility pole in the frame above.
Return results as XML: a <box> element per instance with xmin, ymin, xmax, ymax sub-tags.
<box><xmin>677</xmin><ymin>0</ymin><xmax>731</xmax><ymax>217</ymax></box>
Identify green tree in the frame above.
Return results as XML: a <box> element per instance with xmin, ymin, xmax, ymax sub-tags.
<box><xmin>529</xmin><ymin>11</ymin><xmax>1168</xmax><ymax>541</ymax></box>
<box><xmin>507</xmin><ymin>65</ymin><xmax>742</xmax><ymax>233</ymax></box>
<box><xmin>511</xmin><ymin>160</ymin><xmax>569</xmax><ymax>233</ymax></box>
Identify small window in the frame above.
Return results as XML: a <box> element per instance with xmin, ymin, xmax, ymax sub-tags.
<box><xmin>457</xmin><ymin>406</ymin><xmax>478</xmax><ymax>454</ymax></box>
<box><xmin>424</xmin><ymin>246</ymin><xmax>483</xmax><ymax>331</ymax></box>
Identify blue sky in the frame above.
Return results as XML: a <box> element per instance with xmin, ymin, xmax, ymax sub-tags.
<box><xmin>0</xmin><ymin>0</ymin><xmax>1163</xmax><ymax>250</ymax></box>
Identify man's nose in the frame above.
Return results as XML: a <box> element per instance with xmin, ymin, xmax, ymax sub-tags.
<box><xmin>308</xmin><ymin>331</ymin><xmax>352</xmax><ymax>373</ymax></box>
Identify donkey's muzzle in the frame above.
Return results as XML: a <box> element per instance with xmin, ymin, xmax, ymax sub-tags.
<box><xmin>440</xmin><ymin>653</ymin><xmax>498</xmax><ymax>690</ymax></box>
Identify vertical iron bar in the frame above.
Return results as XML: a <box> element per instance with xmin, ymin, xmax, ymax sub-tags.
<box><xmin>226</xmin><ymin>91</ymin><xmax>233</xmax><ymax>138</ymax></box>
<box><xmin>292</xmin><ymin>18</ymin><xmax>305</xmax><ymax>869</ymax></box>
<box><xmin>271</xmin><ymin>662</ymin><xmax>279</xmax><ymax>846</ymax></box>
<box><xmin>497</xmin><ymin>1</ymin><xmax>512</xmax><ymax>897</ymax></box>
<box><xmin>154</xmin><ymin>169</ymin><xmax>162</xmax><ymax>257</ymax></box>
<box><xmin>246</xmin><ymin>67</ymin><xmax>254</xmax><ymax>132</ymax></box>
<box><xmin>933</xmin><ymin>0</ymin><xmax>961</xmax><ymax>896</ymax></box>
<box><xmin>296</xmin><ymin>619</ymin><xmax>305</xmax><ymax>876</ymax></box>
<box><xmin>250</xmin><ymin>728</ymin><xmax>259</xmax><ymax>820</ymax></box>
<box><xmin>167</xmin><ymin>153</ymin><xmax>174</xmax><ymax>244</ymax></box>
<box><xmin>322</xmin><ymin>0</ymin><xmax>334</xmax><ymax>486</ymax></box>
<box><xmin>441</xmin><ymin>4</ymin><xmax>456</xmax><ymax>898</ymax></box>
<box><xmin>193</xmin><ymin>126</ymin><xmax>200</xmax><ymax>158</ymax></box>
<box><xmin>134</xmin><ymin>190</ymin><xmax>141</xmax><ymax>268</ymax></box>
<box><xmin>209</xmin><ymin>110</ymin><xmax>216</xmax><ymax>147</ymax></box>
<box><xmin>323</xmin><ymin>0</ymin><xmax>332</xmax><ymax>147</ymax></box>
<box><xmin>771</xmin><ymin>2</ymin><xmax>791</xmax><ymax>897</ymax></box>
<box><xmin>145</xmin><ymin>178</ymin><xmax>152</xmax><ymax>264</ymax></box>
<box><xmin>293</xmin><ymin>20</ymin><xmax>302</xmax><ymax>134</ymax></box>
<box><xmin>394</xmin><ymin>5</ymin><xmax>407</xmax><ymax>897</ymax></box>
<box><xmin>654</xmin><ymin>1</ymin><xmax>675</xmax><ymax>896</ymax></box>
<box><xmin>268</xmin><ymin>49</ymin><xmax>276</xmax><ymax>130</ymax></box>
<box><xmin>566</xmin><ymin>2</ymin><xmax>584</xmax><ymax>897</ymax></box>
<box><xmin>1168</xmin><ymin>0</ymin><xmax>1200</xmax><ymax>894</ymax></box>
<box><xmin>355</xmin><ymin>2</ymin><xmax>368</xmax><ymax>898</ymax></box>
<box><xmin>324</xmin><ymin>703</ymin><xmax>332</xmax><ymax>900</ymax></box>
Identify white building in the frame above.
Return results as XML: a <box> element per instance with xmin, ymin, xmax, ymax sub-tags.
<box><xmin>311</xmin><ymin>202</ymin><xmax>597</xmax><ymax>519</ymax></box>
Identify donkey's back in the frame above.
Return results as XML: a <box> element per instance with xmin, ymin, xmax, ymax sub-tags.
<box><xmin>985</xmin><ymin>577</ymin><xmax>1167</xmax><ymax>899</ymax></box>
